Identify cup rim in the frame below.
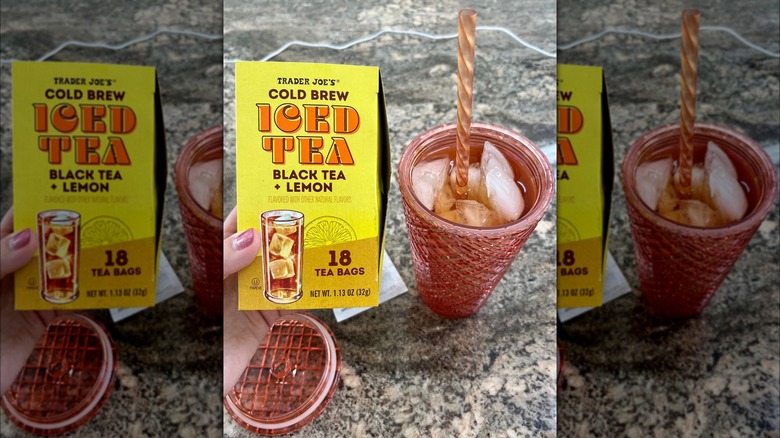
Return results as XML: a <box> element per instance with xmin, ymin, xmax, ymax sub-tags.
<box><xmin>36</xmin><ymin>209</ymin><xmax>81</xmax><ymax>220</ymax></box>
<box><xmin>260</xmin><ymin>210</ymin><xmax>304</xmax><ymax>221</ymax></box>
<box><xmin>398</xmin><ymin>121</ymin><xmax>555</xmax><ymax>235</ymax></box>
<box><xmin>174</xmin><ymin>124</ymin><xmax>224</xmax><ymax>228</ymax></box>
<box><xmin>622</xmin><ymin>121</ymin><xmax>778</xmax><ymax>237</ymax></box>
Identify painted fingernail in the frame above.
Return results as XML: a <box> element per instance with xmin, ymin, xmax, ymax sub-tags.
<box><xmin>232</xmin><ymin>228</ymin><xmax>254</xmax><ymax>251</ymax></box>
<box><xmin>8</xmin><ymin>228</ymin><xmax>32</xmax><ymax>250</ymax></box>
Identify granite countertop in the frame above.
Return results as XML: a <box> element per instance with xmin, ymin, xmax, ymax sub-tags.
<box><xmin>223</xmin><ymin>0</ymin><xmax>558</xmax><ymax>436</ymax></box>
<box><xmin>557</xmin><ymin>0</ymin><xmax>780</xmax><ymax>436</ymax></box>
<box><xmin>8</xmin><ymin>0</ymin><xmax>767</xmax><ymax>436</ymax></box>
<box><xmin>1</xmin><ymin>1</ymin><xmax>223</xmax><ymax>437</ymax></box>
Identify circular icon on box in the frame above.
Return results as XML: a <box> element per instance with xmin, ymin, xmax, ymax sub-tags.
<box><xmin>251</xmin><ymin>278</ymin><xmax>261</xmax><ymax>287</ymax></box>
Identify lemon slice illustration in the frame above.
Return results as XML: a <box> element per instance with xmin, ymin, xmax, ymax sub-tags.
<box><xmin>81</xmin><ymin>216</ymin><xmax>134</xmax><ymax>248</ymax></box>
<box><xmin>557</xmin><ymin>217</ymin><xmax>581</xmax><ymax>244</ymax></box>
<box><xmin>304</xmin><ymin>216</ymin><xmax>356</xmax><ymax>248</ymax></box>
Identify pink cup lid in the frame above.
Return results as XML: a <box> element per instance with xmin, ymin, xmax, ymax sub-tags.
<box><xmin>1</xmin><ymin>313</ymin><xmax>117</xmax><ymax>436</ymax></box>
<box><xmin>224</xmin><ymin>313</ymin><xmax>341</xmax><ymax>435</ymax></box>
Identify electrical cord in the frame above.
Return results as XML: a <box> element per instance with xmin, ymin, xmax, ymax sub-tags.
<box><xmin>1</xmin><ymin>23</ymin><xmax>776</xmax><ymax>64</ymax></box>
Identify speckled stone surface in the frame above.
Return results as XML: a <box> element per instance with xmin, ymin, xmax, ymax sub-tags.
<box><xmin>1</xmin><ymin>1</ymin><xmax>223</xmax><ymax>437</ymax></box>
<box><xmin>557</xmin><ymin>1</ymin><xmax>780</xmax><ymax>436</ymax></box>
<box><xmin>223</xmin><ymin>0</ymin><xmax>557</xmax><ymax>437</ymax></box>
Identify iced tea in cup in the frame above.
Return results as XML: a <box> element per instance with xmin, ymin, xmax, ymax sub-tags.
<box><xmin>399</xmin><ymin>122</ymin><xmax>554</xmax><ymax>318</ymax></box>
<box><xmin>175</xmin><ymin>125</ymin><xmax>223</xmax><ymax>316</ymax></box>
<box><xmin>622</xmin><ymin>123</ymin><xmax>778</xmax><ymax>318</ymax></box>
<box><xmin>260</xmin><ymin>210</ymin><xmax>304</xmax><ymax>304</ymax></box>
<box><xmin>37</xmin><ymin>210</ymin><xmax>80</xmax><ymax>304</ymax></box>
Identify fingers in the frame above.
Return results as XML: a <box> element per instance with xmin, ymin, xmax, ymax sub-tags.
<box><xmin>1</xmin><ymin>208</ymin><xmax>14</xmax><ymax>239</ymax></box>
<box><xmin>223</xmin><ymin>228</ymin><xmax>260</xmax><ymax>279</ymax></box>
<box><xmin>1</xmin><ymin>229</ymin><xmax>36</xmax><ymax>279</ymax></box>
<box><xmin>223</xmin><ymin>309</ymin><xmax>284</xmax><ymax>396</ymax></box>
<box><xmin>224</xmin><ymin>206</ymin><xmax>238</xmax><ymax>238</ymax></box>
<box><xmin>259</xmin><ymin>309</ymin><xmax>282</xmax><ymax>328</ymax></box>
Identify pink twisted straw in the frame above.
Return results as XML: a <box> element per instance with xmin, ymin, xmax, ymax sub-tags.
<box><xmin>678</xmin><ymin>9</ymin><xmax>700</xmax><ymax>197</ymax></box>
<box><xmin>455</xmin><ymin>9</ymin><xmax>477</xmax><ymax>199</ymax></box>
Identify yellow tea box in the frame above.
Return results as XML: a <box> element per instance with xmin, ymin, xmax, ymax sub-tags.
<box><xmin>12</xmin><ymin>61</ymin><xmax>166</xmax><ymax>310</ymax></box>
<box><xmin>556</xmin><ymin>64</ymin><xmax>614</xmax><ymax>308</ymax></box>
<box><xmin>235</xmin><ymin>61</ymin><xmax>390</xmax><ymax>310</ymax></box>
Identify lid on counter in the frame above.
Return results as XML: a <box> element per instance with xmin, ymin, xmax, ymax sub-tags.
<box><xmin>1</xmin><ymin>313</ymin><xmax>117</xmax><ymax>436</ymax></box>
<box><xmin>224</xmin><ymin>313</ymin><xmax>341</xmax><ymax>435</ymax></box>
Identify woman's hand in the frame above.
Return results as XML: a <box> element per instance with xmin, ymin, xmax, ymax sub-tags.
<box><xmin>222</xmin><ymin>207</ymin><xmax>295</xmax><ymax>396</ymax></box>
<box><xmin>1</xmin><ymin>208</ymin><xmax>64</xmax><ymax>394</ymax></box>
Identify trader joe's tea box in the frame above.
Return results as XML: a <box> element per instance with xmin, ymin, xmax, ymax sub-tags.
<box><xmin>235</xmin><ymin>62</ymin><xmax>389</xmax><ymax>310</ymax></box>
<box><xmin>12</xmin><ymin>61</ymin><xmax>166</xmax><ymax>310</ymax></box>
<box><xmin>557</xmin><ymin>64</ymin><xmax>614</xmax><ymax>309</ymax></box>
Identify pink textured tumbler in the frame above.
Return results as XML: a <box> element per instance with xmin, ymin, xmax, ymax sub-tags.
<box><xmin>398</xmin><ymin>122</ymin><xmax>554</xmax><ymax>318</ymax></box>
<box><xmin>174</xmin><ymin>125</ymin><xmax>223</xmax><ymax>316</ymax></box>
<box><xmin>622</xmin><ymin>122</ymin><xmax>777</xmax><ymax>318</ymax></box>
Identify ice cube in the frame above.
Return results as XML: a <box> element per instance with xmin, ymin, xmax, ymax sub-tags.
<box><xmin>269</xmin><ymin>233</ymin><xmax>295</xmax><ymax>258</ymax></box>
<box><xmin>635</xmin><ymin>158</ymin><xmax>673</xmax><ymax>210</ymax></box>
<box><xmin>188</xmin><ymin>159</ymin><xmax>222</xmax><ymax>214</ymax></box>
<box><xmin>437</xmin><ymin>209</ymin><xmax>462</xmax><ymax>224</ymax></box>
<box><xmin>705</xmin><ymin>141</ymin><xmax>737</xmax><ymax>179</ymax></box>
<box><xmin>678</xmin><ymin>199</ymin><xmax>724</xmax><ymax>227</ymax></box>
<box><xmin>475</xmin><ymin>142</ymin><xmax>522</xmax><ymax>222</ymax></box>
<box><xmin>659</xmin><ymin>208</ymin><xmax>686</xmax><ymax>224</ymax></box>
<box><xmin>455</xmin><ymin>200</ymin><xmax>497</xmax><ymax>227</ymax></box>
<box><xmin>45</xmin><ymin>233</ymin><xmax>71</xmax><ymax>259</ymax></box>
<box><xmin>188</xmin><ymin>176</ymin><xmax>211</xmax><ymax>211</ymax></box>
<box><xmin>209</xmin><ymin>178</ymin><xmax>224</xmax><ymax>218</ymax></box>
<box><xmin>449</xmin><ymin>163</ymin><xmax>482</xmax><ymax>200</ymax></box>
<box><xmin>480</xmin><ymin>141</ymin><xmax>513</xmax><ymax>177</ymax></box>
<box><xmin>701</xmin><ymin>141</ymin><xmax>747</xmax><ymax>222</ymax></box>
<box><xmin>276</xmin><ymin>212</ymin><xmax>296</xmax><ymax>222</ymax></box>
<box><xmin>269</xmin><ymin>258</ymin><xmax>295</xmax><ymax>280</ymax></box>
<box><xmin>708</xmin><ymin>166</ymin><xmax>748</xmax><ymax>222</ymax></box>
<box><xmin>412</xmin><ymin>158</ymin><xmax>449</xmax><ymax>210</ymax></box>
<box><xmin>273</xmin><ymin>224</ymin><xmax>297</xmax><ymax>236</ymax></box>
<box><xmin>690</xmin><ymin>164</ymin><xmax>710</xmax><ymax>203</ymax></box>
<box><xmin>46</xmin><ymin>258</ymin><xmax>71</xmax><ymax>279</ymax></box>
<box><xmin>483</xmin><ymin>168</ymin><xmax>524</xmax><ymax>223</ymax></box>
<box><xmin>673</xmin><ymin>163</ymin><xmax>710</xmax><ymax>204</ymax></box>
<box><xmin>657</xmin><ymin>182</ymin><xmax>679</xmax><ymax>215</ymax></box>
<box><xmin>50</xmin><ymin>224</ymin><xmax>74</xmax><ymax>236</ymax></box>
<box><xmin>434</xmin><ymin>179</ymin><xmax>456</xmax><ymax>214</ymax></box>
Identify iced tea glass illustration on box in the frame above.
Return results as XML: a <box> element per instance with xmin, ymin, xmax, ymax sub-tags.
<box><xmin>37</xmin><ymin>210</ymin><xmax>80</xmax><ymax>304</ymax></box>
<box><xmin>260</xmin><ymin>210</ymin><xmax>303</xmax><ymax>304</ymax></box>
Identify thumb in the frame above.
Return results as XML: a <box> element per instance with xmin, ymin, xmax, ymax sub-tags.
<box><xmin>223</xmin><ymin>228</ymin><xmax>261</xmax><ymax>279</ymax></box>
<box><xmin>1</xmin><ymin>229</ymin><xmax>36</xmax><ymax>279</ymax></box>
